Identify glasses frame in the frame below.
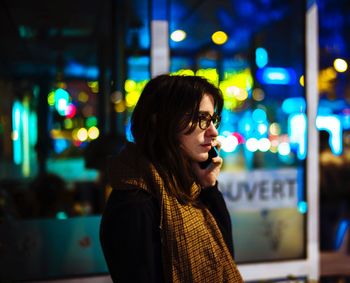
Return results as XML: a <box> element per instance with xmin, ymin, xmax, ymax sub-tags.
<box><xmin>197</xmin><ymin>111</ymin><xmax>221</xmax><ymax>130</ymax></box>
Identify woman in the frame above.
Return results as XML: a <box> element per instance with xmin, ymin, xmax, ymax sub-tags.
<box><xmin>100</xmin><ymin>74</ymin><xmax>243</xmax><ymax>282</ymax></box>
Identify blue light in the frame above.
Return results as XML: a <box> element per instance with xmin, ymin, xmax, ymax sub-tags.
<box><xmin>53</xmin><ymin>139</ymin><xmax>70</xmax><ymax>154</ymax></box>
<box><xmin>257</xmin><ymin>67</ymin><xmax>296</xmax><ymax>85</ymax></box>
<box><xmin>238</xmin><ymin>113</ymin><xmax>255</xmax><ymax>138</ymax></box>
<box><xmin>54</xmin><ymin>88</ymin><xmax>70</xmax><ymax>116</ymax></box>
<box><xmin>12</xmin><ymin>101</ymin><xmax>23</xmax><ymax>165</ymax></box>
<box><xmin>297</xmin><ymin>201</ymin><xmax>308</xmax><ymax>214</ymax></box>
<box><xmin>125</xmin><ymin>120</ymin><xmax>134</xmax><ymax>142</ymax></box>
<box><xmin>252</xmin><ymin>108</ymin><xmax>267</xmax><ymax>123</ymax></box>
<box><xmin>255</xmin><ymin>47</ymin><xmax>268</xmax><ymax>68</ymax></box>
<box><xmin>65</xmin><ymin>62</ymin><xmax>84</xmax><ymax>76</ymax></box>
<box><xmin>316</xmin><ymin>115</ymin><xmax>343</xmax><ymax>155</ymax></box>
<box><xmin>282</xmin><ymin>97</ymin><xmax>306</xmax><ymax>114</ymax></box>
<box><xmin>317</xmin><ymin>106</ymin><xmax>333</xmax><ymax>116</ymax></box>
<box><xmin>86</xmin><ymin>67</ymin><xmax>98</xmax><ymax>79</ymax></box>
<box><xmin>198</xmin><ymin>58</ymin><xmax>217</xmax><ymax>69</ymax></box>
<box><xmin>334</xmin><ymin>219</ymin><xmax>349</xmax><ymax>250</ymax></box>
<box><xmin>152</xmin><ymin>0</ymin><xmax>167</xmax><ymax>20</ymax></box>
<box><xmin>64</xmin><ymin>62</ymin><xmax>99</xmax><ymax>79</ymax></box>
<box><xmin>341</xmin><ymin>113</ymin><xmax>350</xmax><ymax>130</ymax></box>
<box><xmin>128</xmin><ymin>56</ymin><xmax>151</xmax><ymax>81</ymax></box>
<box><xmin>319</xmin><ymin>99</ymin><xmax>347</xmax><ymax>112</ymax></box>
<box><xmin>289</xmin><ymin>113</ymin><xmax>307</xmax><ymax>160</ymax></box>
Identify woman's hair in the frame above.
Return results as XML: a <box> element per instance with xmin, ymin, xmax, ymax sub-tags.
<box><xmin>131</xmin><ymin>74</ymin><xmax>223</xmax><ymax>203</ymax></box>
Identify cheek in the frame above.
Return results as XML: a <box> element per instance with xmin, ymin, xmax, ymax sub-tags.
<box><xmin>179</xmin><ymin>131</ymin><xmax>203</xmax><ymax>158</ymax></box>
<box><xmin>179</xmin><ymin>134</ymin><xmax>190</xmax><ymax>150</ymax></box>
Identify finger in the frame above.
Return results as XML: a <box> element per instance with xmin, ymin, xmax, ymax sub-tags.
<box><xmin>211</xmin><ymin>156</ymin><xmax>223</xmax><ymax>167</ymax></box>
<box><xmin>212</xmin><ymin>139</ymin><xmax>221</xmax><ymax>151</ymax></box>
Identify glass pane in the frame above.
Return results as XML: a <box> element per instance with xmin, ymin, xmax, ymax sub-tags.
<box><xmin>169</xmin><ymin>0</ymin><xmax>306</xmax><ymax>263</ymax></box>
<box><xmin>318</xmin><ymin>0</ymin><xmax>350</xmax><ymax>256</ymax></box>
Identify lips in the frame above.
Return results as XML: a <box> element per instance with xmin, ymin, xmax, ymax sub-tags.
<box><xmin>201</xmin><ymin>143</ymin><xmax>212</xmax><ymax>151</ymax></box>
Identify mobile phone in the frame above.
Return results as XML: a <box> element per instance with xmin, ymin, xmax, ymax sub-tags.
<box><xmin>199</xmin><ymin>146</ymin><xmax>218</xmax><ymax>169</ymax></box>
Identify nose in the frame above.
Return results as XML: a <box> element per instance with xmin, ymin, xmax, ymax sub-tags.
<box><xmin>205</xmin><ymin>121</ymin><xmax>218</xmax><ymax>137</ymax></box>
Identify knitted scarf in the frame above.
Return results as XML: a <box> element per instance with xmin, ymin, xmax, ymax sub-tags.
<box><xmin>109</xmin><ymin>143</ymin><xmax>243</xmax><ymax>283</ymax></box>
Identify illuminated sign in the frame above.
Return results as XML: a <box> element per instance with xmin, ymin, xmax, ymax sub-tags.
<box><xmin>219</xmin><ymin>168</ymin><xmax>302</xmax><ymax>211</ymax></box>
<box><xmin>257</xmin><ymin>67</ymin><xmax>296</xmax><ymax>85</ymax></box>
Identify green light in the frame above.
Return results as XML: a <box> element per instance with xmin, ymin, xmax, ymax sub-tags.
<box><xmin>47</xmin><ymin>91</ymin><xmax>55</xmax><ymax>106</ymax></box>
<box><xmin>29</xmin><ymin>112</ymin><xmax>38</xmax><ymax>146</ymax></box>
<box><xmin>18</xmin><ymin>25</ymin><xmax>36</xmax><ymax>39</ymax></box>
<box><xmin>86</xmin><ymin>116</ymin><xmax>97</xmax><ymax>128</ymax></box>
<box><xmin>56</xmin><ymin>211</ymin><xmax>68</xmax><ymax>220</ymax></box>
<box><xmin>64</xmin><ymin>118</ymin><xmax>74</xmax><ymax>129</ymax></box>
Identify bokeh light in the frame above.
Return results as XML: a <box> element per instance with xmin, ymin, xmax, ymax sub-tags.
<box><xmin>88</xmin><ymin>126</ymin><xmax>100</xmax><ymax>140</ymax></box>
<box><xmin>211</xmin><ymin>31</ymin><xmax>228</xmax><ymax>45</ymax></box>
<box><xmin>333</xmin><ymin>58</ymin><xmax>348</xmax><ymax>72</ymax></box>
<box><xmin>171</xmin><ymin>30</ymin><xmax>187</xmax><ymax>42</ymax></box>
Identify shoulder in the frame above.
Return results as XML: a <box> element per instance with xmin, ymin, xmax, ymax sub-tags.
<box><xmin>100</xmin><ymin>188</ymin><xmax>161</xmax><ymax>246</ymax></box>
<box><xmin>103</xmin><ymin>188</ymin><xmax>159</xmax><ymax>216</ymax></box>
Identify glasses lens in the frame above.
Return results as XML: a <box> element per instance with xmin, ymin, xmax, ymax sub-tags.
<box><xmin>198</xmin><ymin>113</ymin><xmax>220</xmax><ymax>130</ymax></box>
<box><xmin>213</xmin><ymin>114</ymin><xmax>220</xmax><ymax>128</ymax></box>
<box><xmin>199</xmin><ymin>116</ymin><xmax>209</xmax><ymax>130</ymax></box>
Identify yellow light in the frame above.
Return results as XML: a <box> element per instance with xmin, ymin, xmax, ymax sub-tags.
<box><xmin>72</xmin><ymin>128</ymin><xmax>79</xmax><ymax>140</ymax></box>
<box><xmin>299</xmin><ymin>75</ymin><xmax>304</xmax><ymax>87</ymax></box>
<box><xmin>125</xmin><ymin>79</ymin><xmax>137</xmax><ymax>92</ymax></box>
<box><xmin>211</xmin><ymin>31</ymin><xmax>228</xmax><ymax>45</ymax></box>
<box><xmin>270</xmin><ymin>139</ymin><xmax>279</xmax><ymax>153</ymax></box>
<box><xmin>237</xmin><ymin>89</ymin><xmax>248</xmax><ymax>101</ymax></box>
<box><xmin>318</xmin><ymin>67</ymin><xmax>337</xmax><ymax>93</ymax></box>
<box><xmin>195</xmin><ymin>69</ymin><xmax>219</xmax><ymax>86</ymax></box>
<box><xmin>88</xmin><ymin>126</ymin><xmax>100</xmax><ymax>140</ymax></box>
<box><xmin>224</xmin><ymin>99</ymin><xmax>238</xmax><ymax>110</ymax></box>
<box><xmin>77</xmin><ymin>128</ymin><xmax>88</xmax><ymax>141</ymax></box>
<box><xmin>125</xmin><ymin>91</ymin><xmax>140</xmax><ymax>108</ymax></box>
<box><xmin>56</xmin><ymin>82</ymin><xmax>67</xmax><ymax>89</ymax></box>
<box><xmin>170</xmin><ymin>30</ymin><xmax>186</xmax><ymax>42</ymax></box>
<box><xmin>88</xmin><ymin>81</ymin><xmax>99</xmax><ymax>93</ymax></box>
<box><xmin>78</xmin><ymin>91</ymin><xmax>89</xmax><ymax>103</ymax></box>
<box><xmin>334</xmin><ymin>58</ymin><xmax>348</xmax><ymax>72</ymax></box>
<box><xmin>270</xmin><ymin>146</ymin><xmax>278</xmax><ymax>153</ymax></box>
<box><xmin>47</xmin><ymin>91</ymin><xmax>55</xmax><ymax>106</ymax></box>
<box><xmin>269</xmin><ymin>123</ymin><xmax>281</xmax><ymax>135</ymax></box>
<box><xmin>324</xmin><ymin>67</ymin><xmax>337</xmax><ymax>79</ymax></box>
<box><xmin>115</xmin><ymin>101</ymin><xmax>126</xmax><ymax>113</ymax></box>
<box><xmin>171</xmin><ymin>69</ymin><xmax>194</xmax><ymax>76</ymax></box>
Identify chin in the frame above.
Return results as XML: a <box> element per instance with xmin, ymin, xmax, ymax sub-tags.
<box><xmin>197</xmin><ymin>152</ymin><xmax>208</xmax><ymax>162</ymax></box>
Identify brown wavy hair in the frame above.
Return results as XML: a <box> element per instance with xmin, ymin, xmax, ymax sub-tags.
<box><xmin>131</xmin><ymin>74</ymin><xmax>223</xmax><ymax>203</ymax></box>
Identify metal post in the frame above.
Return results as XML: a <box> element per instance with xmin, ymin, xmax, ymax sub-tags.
<box><xmin>150</xmin><ymin>0</ymin><xmax>170</xmax><ymax>77</ymax></box>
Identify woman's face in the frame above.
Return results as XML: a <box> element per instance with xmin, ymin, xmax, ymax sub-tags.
<box><xmin>179</xmin><ymin>94</ymin><xmax>219</xmax><ymax>162</ymax></box>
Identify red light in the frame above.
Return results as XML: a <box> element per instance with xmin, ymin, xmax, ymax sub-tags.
<box><xmin>232</xmin><ymin>132</ymin><xmax>245</xmax><ymax>144</ymax></box>
<box><xmin>65</xmin><ymin>103</ymin><xmax>77</xmax><ymax>118</ymax></box>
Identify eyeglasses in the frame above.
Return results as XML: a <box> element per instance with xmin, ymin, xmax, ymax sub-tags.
<box><xmin>197</xmin><ymin>112</ymin><xmax>221</xmax><ymax>130</ymax></box>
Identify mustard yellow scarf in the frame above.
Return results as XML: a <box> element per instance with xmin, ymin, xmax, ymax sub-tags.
<box><xmin>111</xmin><ymin>144</ymin><xmax>243</xmax><ymax>282</ymax></box>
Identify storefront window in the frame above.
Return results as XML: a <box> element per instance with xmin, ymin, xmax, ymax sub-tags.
<box><xmin>168</xmin><ymin>0</ymin><xmax>306</xmax><ymax>263</ymax></box>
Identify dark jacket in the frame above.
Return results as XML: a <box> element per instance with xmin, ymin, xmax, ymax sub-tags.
<box><xmin>100</xmin><ymin>156</ymin><xmax>235</xmax><ymax>283</ymax></box>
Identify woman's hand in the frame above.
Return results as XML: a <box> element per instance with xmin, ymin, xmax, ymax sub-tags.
<box><xmin>192</xmin><ymin>143</ymin><xmax>223</xmax><ymax>188</ymax></box>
